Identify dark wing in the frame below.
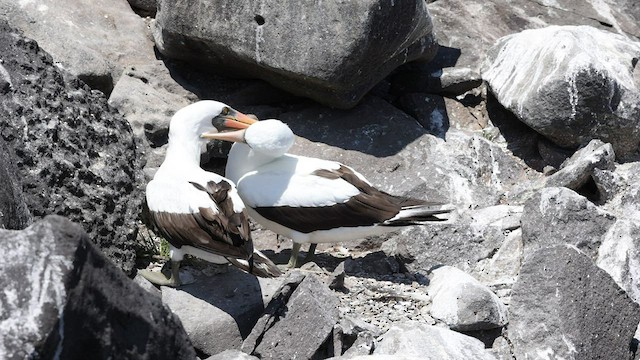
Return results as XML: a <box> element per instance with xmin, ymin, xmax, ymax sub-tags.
<box><xmin>151</xmin><ymin>179</ymin><xmax>253</xmax><ymax>259</ymax></box>
<box><xmin>253</xmin><ymin>165</ymin><xmax>416</xmax><ymax>233</ymax></box>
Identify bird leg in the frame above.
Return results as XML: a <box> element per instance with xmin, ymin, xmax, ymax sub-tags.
<box><xmin>304</xmin><ymin>243</ymin><xmax>318</xmax><ymax>263</ymax></box>
<box><xmin>139</xmin><ymin>260</ymin><xmax>182</xmax><ymax>287</ymax></box>
<box><xmin>287</xmin><ymin>243</ymin><xmax>302</xmax><ymax>268</ymax></box>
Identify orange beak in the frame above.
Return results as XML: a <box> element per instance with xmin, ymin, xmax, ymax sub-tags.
<box><xmin>201</xmin><ymin>110</ymin><xmax>257</xmax><ymax>139</ymax></box>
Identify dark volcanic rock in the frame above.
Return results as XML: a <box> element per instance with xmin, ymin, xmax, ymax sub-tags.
<box><xmin>154</xmin><ymin>0</ymin><xmax>436</xmax><ymax>108</ymax></box>
<box><xmin>0</xmin><ymin>216</ymin><xmax>195</xmax><ymax>360</ymax></box>
<box><xmin>509</xmin><ymin>245</ymin><xmax>640</xmax><ymax>360</ymax></box>
<box><xmin>0</xmin><ymin>21</ymin><xmax>145</xmax><ymax>274</ymax></box>
<box><xmin>0</xmin><ymin>138</ymin><xmax>31</xmax><ymax>229</ymax></box>
<box><xmin>242</xmin><ymin>272</ymin><xmax>339</xmax><ymax>360</ymax></box>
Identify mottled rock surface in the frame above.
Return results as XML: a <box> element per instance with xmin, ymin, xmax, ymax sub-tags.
<box><xmin>0</xmin><ymin>138</ymin><xmax>30</xmax><ymax>229</ymax></box>
<box><xmin>509</xmin><ymin>245</ymin><xmax>640</xmax><ymax>360</ymax></box>
<box><xmin>0</xmin><ymin>216</ymin><xmax>195</xmax><ymax>360</ymax></box>
<box><xmin>0</xmin><ymin>21</ymin><xmax>145</xmax><ymax>274</ymax></box>
<box><xmin>154</xmin><ymin>0</ymin><xmax>436</xmax><ymax>108</ymax></box>
<box><xmin>483</xmin><ymin>26</ymin><xmax>640</xmax><ymax>156</ymax></box>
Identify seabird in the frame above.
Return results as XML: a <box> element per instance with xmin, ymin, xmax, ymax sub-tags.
<box><xmin>140</xmin><ymin>101</ymin><xmax>282</xmax><ymax>286</ymax></box>
<box><xmin>204</xmin><ymin>119</ymin><xmax>454</xmax><ymax>267</ymax></box>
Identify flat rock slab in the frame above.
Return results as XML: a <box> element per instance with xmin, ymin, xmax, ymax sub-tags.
<box><xmin>0</xmin><ymin>216</ymin><xmax>195</xmax><ymax>359</ymax></box>
<box><xmin>154</xmin><ymin>1</ymin><xmax>436</xmax><ymax>108</ymax></box>
<box><xmin>161</xmin><ymin>268</ymin><xmax>282</xmax><ymax>357</ymax></box>
<box><xmin>0</xmin><ymin>20</ymin><xmax>145</xmax><ymax>274</ymax></box>
<box><xmin>374</xmin><ymin>321</ymin><xmax>497</xmax><ymax>359</ymax></box>
<box><xmin>509</xmin><ymin>245</ymin><xmax>640</xmax><ymax>359</ymax></box>
<box><xmin>483</xmin><ymin>25</ymin><xmax>640</xmax><ymax>156</ymax></box>
<box><xmin>243</xmin><ymin>272</ymin><xmax>339</xmax><ymax>360</ymax></box>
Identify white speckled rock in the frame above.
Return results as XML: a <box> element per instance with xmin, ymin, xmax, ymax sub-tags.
<box><xmin>427</xmin><ymin>266</ymin><xmax>507</xmax><ymax>331</ymax></box>
<box><xmin>483</xmin><ymin>25</ymin><xmax>640</xmax><ymax>157</ymax></box>
<box><xmin>597</xmin><ymin>219</ymin><xmax>640</xmax><ymax>302</ymax></box>
<box><xmin>374</xmin><ymin>321</ymin><xmax>497</xmax><ymax>360</ymax></box>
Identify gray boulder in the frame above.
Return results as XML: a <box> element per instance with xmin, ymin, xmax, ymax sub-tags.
<box><xmin>0</xmin><ymin>20</ymin><xmax>146</xmax><ymax>274</ymax></box>
<box><xmin>545</xmin><ymin>139</ymin><xmax>615</xmax><ymax>191</ymax></box>
<box><xmin>153</xmin><ymin>1</ymin><xmax>436</xmax><ymax>108</ymax></box>
<box><xmin>242</xmin><ymin>272</ymin><xmax>339</xmax><ymax>359</ymax></box>
<box><xmin>0</xmin><ymin>216</ymin><xmax>195</xmax><ymax>359</ymax></box>
<box><xmin>521</xmin><ymin>187</ymin><xmax>616</xmax><ymax>259</ymax></box>
<box><xmin>483</xmin><ymin>25</ymin><xmax>640</xmax><ymax>156</ymax></box>
<box><xmin>427</xmin><ymin>266</ymin><xmax>507</xmax><ymax>331</ymax></box>
<box><xmin>509</xmin><ymin>245</ymin><xmax>640</xmax><ymax>360</ymax></box>
<box><xmin>161</xmin><ymin>267</ymin><xmax>282</xmax><ymax>357</ymax></box>
<box><xmin>127</xmin><ymin>0</ymin><xmax>157</xmax><ymax>17</ymax></box>
<box><xmin>374</xmin><ymin>321</ymin><xmax>497</xmax><ymax>359</ymax></box>
<box><xmin>0</xmin><ymin>0</ymin><xmax>155</xmax><ymax>94</ymax></box>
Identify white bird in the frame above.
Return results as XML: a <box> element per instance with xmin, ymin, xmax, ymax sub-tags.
<box><xmin>140</xmin><ymin>101</ymin><xmax>282</xmax><ymax>286</ymax></box>
<box><xmin>204</xmin><ymin>119</ymin><xmax>454</xmax><ymax>267</ymax></box>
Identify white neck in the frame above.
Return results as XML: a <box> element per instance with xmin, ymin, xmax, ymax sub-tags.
<box><xmin>226</xmin><ymin>143</ymin><xmax>279</xmax><ymax>183</ymax></box>
<box><xmin>158</xmin><ymin>134</ymin><xmax>203</xmax><ymax>175</ymax></box>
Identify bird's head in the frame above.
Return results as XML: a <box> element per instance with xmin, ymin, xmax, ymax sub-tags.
<box><xmin>169</xmin><ymin>100</ymin><xmax>258</xmax><ymax>144</ymax></box>
<box><xmin>202</xmin><ymin>119</ymin><xmax>294</xmax><ymax>157</ymax></box>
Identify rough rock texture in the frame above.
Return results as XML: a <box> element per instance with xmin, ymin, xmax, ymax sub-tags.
<box><xmin>0</xmin><ymin>138</ymin><xmax>31</xmax><ymax>229</ymax></box>
<box><xmin>0</xmin><ymin>0</ymin><xmax>155</xmax><ymax>94</ymax></box>
<box><xmin>161</xmin><ymin>268</ymin><xmax>282</xmax><ymax>357</ymax></box>
<box><xmin>242</xmin><ymin>272</ymin><xmax>340</xmax><ymax>360</ymax></box>
<box><xmin>483</xmin><ymin>26</ymin><xmax>640</xmax><ymax>156</ymax></box>
<box><xmin>545</xmin><ymin>139</ymin><xmax>615</xmax><ymax>190</ymax></box>
<box><xmin>154</xmin><ymin>0</ymin><xmax>436</xmax><ymax>108</ymax></box>
<box><xmin>0</xmin><ymin>216</ymin><xmax>195</xmax><ymax>360</ymax></box>
<box><xmin>0</xmin><ymin>21</ymin><xmax>146</xmax><ymax>274</ymax></box>
<box><xmin>374</xmin><ymin>321</ymin><xmax>497</xmax><ymax>359</ymax></box>
<box><xmin>521</xmin><ymin>187</ymin><xmax>616</xmax><ymax>259</ymax></box>
<box><xmin>597</xmin><ymin>219</ymin><xmax>640</xmax><ymax>303</ymax></box>
<box><xmin>427</xmin><ymin>0</ymin><xmax>640</xmax><ymax>73</ymax></box>
<box><xmin>509</xmin><ymin>245</ymin><xmax>640</xmax><ymax>360</ymax></box>
<box><xmin>427</xmin><ymin>266</ymin><xmax>507</xmax><ymax>331</ymax></box>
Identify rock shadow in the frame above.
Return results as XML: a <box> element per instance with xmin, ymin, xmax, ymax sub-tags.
<box><xmin>178</xmin><ymin>267</ymin><xmax>269</xmax><ymax>338</ymax></box>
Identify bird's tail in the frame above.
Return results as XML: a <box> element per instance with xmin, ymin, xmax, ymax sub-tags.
<box><xmin>227</xmin><ymin>250</ymin><xmax>283</xmax><ymax>278</ymax></box>
<box><xmin>383</xmin><ymin>202</ymin><xmax>455</xmax><ymax>226</ymax></box>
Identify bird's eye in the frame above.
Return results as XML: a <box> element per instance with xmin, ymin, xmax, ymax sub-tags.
<box><xmin>221</xmin><ymin>107</ymin><xmax>230</xmax><ymax>116</ymax></box>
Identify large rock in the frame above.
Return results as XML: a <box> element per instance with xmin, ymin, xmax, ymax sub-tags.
<box><xmin>521</xmin><ymin>187</ymin><xmax>616</xmax><ymax>259</ymax></box>
<box><xmin>483</xmin><ymin>25</ymin><xmax>640</xmax><ymax>156</ymax></box>
<box><xmin>509</xmin><ymin>245</ymin><xmax>640</xmax><ymax>360</ymax></box>
<box><xmin>427</xmin><ymin>0</ymin><xmax>640</xmax><ymax>73</ymax></box>
<box><xmin>0</xmin><ymin>216</ymin><xmax>195</xmax><ymax>359</ymax></box>
<box><xmin>0</xmin><ymin>21</ymin><xmax>145</xmax><ymax>274</ymax></box>
<box><xmin>153</xmin><ymin>1</ymin><xmax>436</xmax><ymax>108</ymax></box>
<box><xmin>0</xmin><ymin>138</ymin><xmax>30</xmax><ymax>229</ymax></box>
<box><xmin>161</xmin><ymin>268</ymin><xmax>282</xmax><ymax>357</ymax></box>
<box><xmin>427</xmin><ymin>266</ymin><xmax>507</xmax><ymax>331</ymax></box>
<box><xmin>242</xmin><ymin>272</ymin><xmax>340</xmax><ymax>359</ymax></box>
<box><xmin>0</xmin><ymin>0</ymin><xmax>154</xmax><ymax>94</ymax></box>
<box><xmin>374</xmin><ymin>321</ymin><xmax>497</xmax><ymax>360</ymax></box>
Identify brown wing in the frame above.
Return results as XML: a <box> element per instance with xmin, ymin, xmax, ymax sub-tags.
<box><xmin>151</xmin><ymin>180</ymin><xmax>253</xmax><ymax>259</ymax></box>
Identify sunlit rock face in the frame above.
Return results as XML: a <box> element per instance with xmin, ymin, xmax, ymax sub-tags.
<box><xmin>153</xmin><ymin>0</ymin><xmax>437</xmax><ymax>108</ymax></box>
<box><xmin>483</xmin><ymin>25</ymin><xmax>640</xmax><ymax>157</ymax></box>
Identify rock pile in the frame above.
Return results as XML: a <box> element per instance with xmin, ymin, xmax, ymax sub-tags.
<box><xmin>1</xmin><ymin>0</ymin><xmax>640</xmax><ymax>359</ymax></box>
